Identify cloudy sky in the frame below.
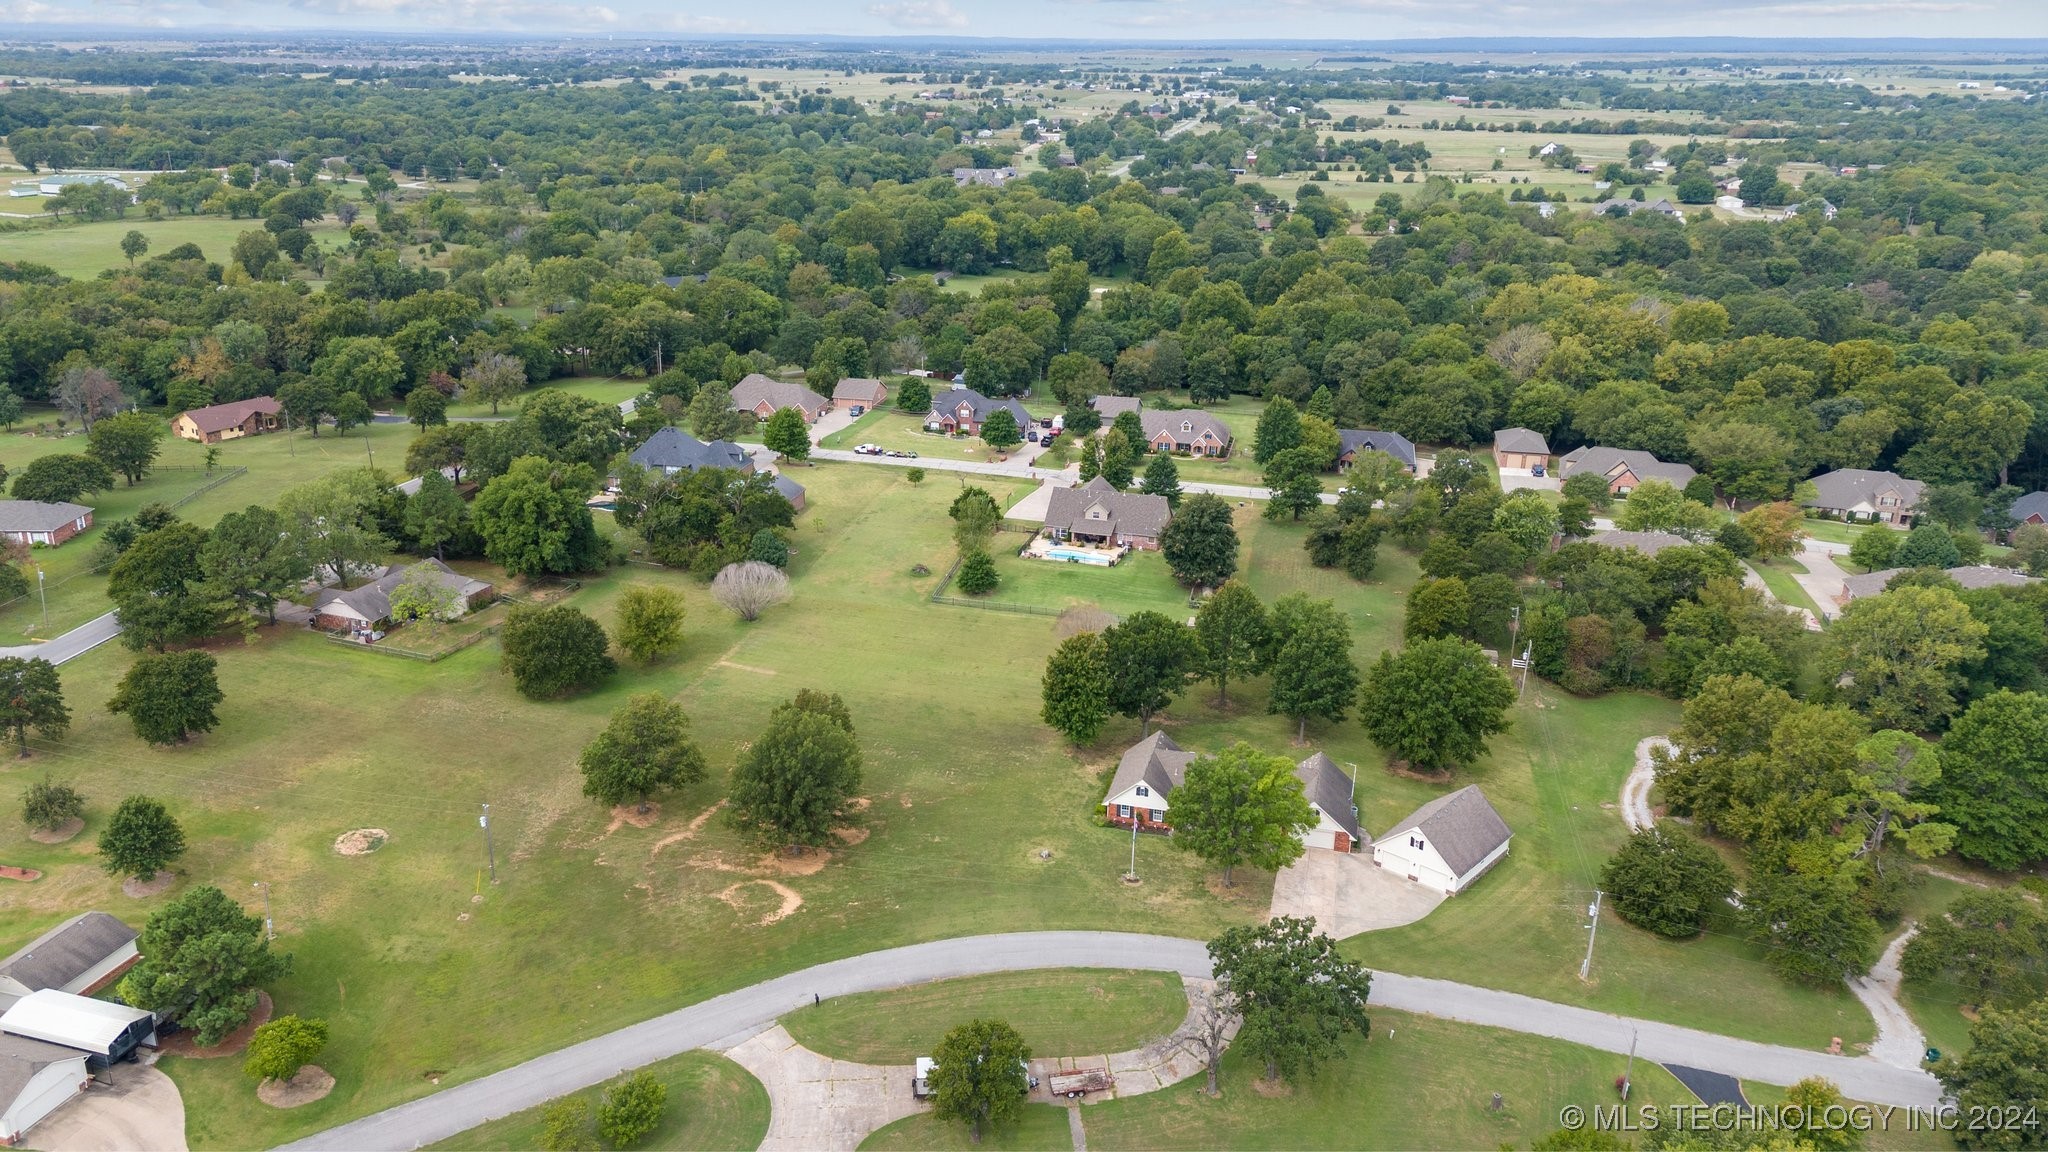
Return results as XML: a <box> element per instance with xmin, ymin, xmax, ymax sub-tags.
<box><xmin>5</xmin><ymin>0</ymin><xmax>2048</xmax><ymax>39</ymax></box>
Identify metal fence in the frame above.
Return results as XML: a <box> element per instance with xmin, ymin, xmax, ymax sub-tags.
<box><xmin>926</xmin><ymin>532</ymin><xmax>1118</xmax><ymax>622</ymax></box>
<box><xmin>166</xmin><ymin>466</ymin><xmax>248</xmax><ymax>509</ymax></box>
<box><xmin>323</xmin><ymin>620</ymin><xmax>504</xmax><ymax>663</ymax></box>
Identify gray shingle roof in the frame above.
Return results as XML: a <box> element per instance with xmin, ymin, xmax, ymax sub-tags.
<box><xmin>1089</xmin><ymin>395</ymin><xmax>1142</xmax><ymax>418</ymax></box>
<box><xmin>1337</xmin><ymin>429</ymin><xmax>1417</xmax><ymax>470</ymax></box>
<box><xmin>1801</xmin><ymin>469</ymin><xmax>1924</xmax><ymax>513</ymax></box>
<box><xmin>312</xmin><ymin>559</ymin><xmax>491</xmax><ymax>625</ymax></box>
<box><xmin>1840</xmin><ymin>564</ymin><xmax>2039</xmax><ymax>602</ymax></box>
<box><xmin>928</xmin><ymin>387</ymin><xmax>1032</xmax><ymax>428</ymax></box>
<box><xmin>1587</xmin><ymin>529</ymin><xmax>1692</xmax><ymax>557</ymax></box>
<box><xmin>831</xmin><ymin>377</ymin><xmax>887</xmax><ymax>404</ymax></box>
<box><xmin>2008</xmin><ymin>491</ymin><xmax>2048</xmax><ymax>523</ymax></box>
<box><xmin>729</xmin><ymin>375</ymin><xmax>829</xmax><ymax>417</ymax></box>
<box><xmin>1139</xmin><ymin>410</ymin><xmax>1232</xmax><ymax>448</ymax></box>
<box><xmin>1044</xmin><ymin>477</ymin><xmax>1172</xmax><ymax>541</ymax></box>
<box><xmin>1294</xmin><ymin>753</ymin><xmax>1363</xmax><ymax>843</ymax></box>
<box><xmin>1558</xmin><ymin>446</ymin><xmax>1698</xmax><ymax>489</ymax></box>
<box><xmin>0</xmin><ymin>502</ymin><xmax>91</xmax><ymax>534</ymax></box>
<box><xmin>0</xmin><ymin>913</ymin><xmax>135</xmax><ymax>995</ymax></box>
<box><xmin>0</xmin><ymin>1033</ymin><xmax>83</xmax><ymax>1104</ymax></box>
<box><xmin>771</xmin><ymin>475</ymin><xmax>805</xmax><ymax>505</ymax></box>
<box><xmin>628</xmin><ymin>427</ymin><xmax>750</xmax><ymax>473</ymax></box>
<box><xmin>1103</xmin><ymin>731</ymin><xmax>1194</xmax><ymax>805</ymax></box>
<box><xmin>1494</xmin><ymin>427</ymin><xmax>1550</xmax><ymax>455</ymax></box>
<box><xmin>1379</xmin><ymin>785</ymin><xmax>1512</xmax><ymax>877</ymax></box>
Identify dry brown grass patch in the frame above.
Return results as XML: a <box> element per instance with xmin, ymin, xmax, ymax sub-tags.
<box><xmin>333</xmin><ymin>828</ymin><xmax>388</xmax><ymax>856</ymax></box>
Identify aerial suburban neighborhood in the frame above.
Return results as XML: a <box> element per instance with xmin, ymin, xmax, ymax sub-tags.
<box><xmin>0</xmin><ymin>14</ymin><xmax>2044</xmax><ymax>1152</ymax></box>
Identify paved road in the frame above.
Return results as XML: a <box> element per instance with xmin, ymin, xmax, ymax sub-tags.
<box><xmin>0</xmin><ymin>611</ymin><xmax>122</xmax><ymax>665</ymax></box>
<box><xmin>802</xmin><ymin>448</ymin><xmax>1336</xmax><ymax>505</ymax></box>
<box><xmin>285</xmin><ymin>931</ymin><xmax>1939</xmax><ymax>1151</ymax></box>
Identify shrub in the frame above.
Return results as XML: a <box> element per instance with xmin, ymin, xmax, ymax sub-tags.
<box><xmin>21</xmin><ymin>778</ymin><xmax>83</xmax><ymax>832</ymax></box>
<box><xmin>1600</xmin><ymin>826</ymin><xmax>1737</xmax><ymax>938</ymax></box>
<box><xmin>597</xmin><ymin>1070</ymin><xmax>667</xmax><ymax>1148</ymax></box>
<box><xmin>711</xmin><ymin>561</ymin><xmax>791</xmax><ymax>622</ymax></box>
<box><xmin>243</xmin><ymin>1015</ymin><xmax>328</xmax><ymax>1083</ymax></box>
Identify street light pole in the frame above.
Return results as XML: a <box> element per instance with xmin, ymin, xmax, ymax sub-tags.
<box><xmin>480</xmin><ymin>803</ymin><xmax>496</xmax><ymax>883</ymax></box>
<box><xmin>1579</xmin><ymin>890</ymin><xmax>1604</xmax><ymax>981</ymax></box>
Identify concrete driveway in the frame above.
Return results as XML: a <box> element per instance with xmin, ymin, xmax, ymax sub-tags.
<box><xmin>30</xmin><ymin>1064</ymin><xmax>187</xmax><ymax>1152</ymax></box>
<box><xmin>1270</xmin><ymin>851</ymin><xmax>1445</xmax><ymax>939</ymax></box>
<box><xmin>808</xmin><ymin>407</ymin><xmax>860</xmax><ymax>445</ymax></box>
<box><xmin>721</xmin><ymin>1026</ymin><xmax>922</xmax><ymax>1152</ymax></box>
<box><xmin>1005</xmin><ymin>480</ymin><xmax>1060</xmax><ymax>522</ymax></box>
<box><xmin>1792</xmin><ymin>543</ymin><xmax>1852</xmax><ymax>621</ymax></box>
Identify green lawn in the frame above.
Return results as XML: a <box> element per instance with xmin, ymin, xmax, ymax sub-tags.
<box><xmin>782</xmin><ymin>969</ymin><xmax>1189</xmax><ymax>1065</ymax></box>
<box><xmin>0</xmin><ymin>215</ymin><xmax>347</xmax><ymax>280</ymax></box>
<box><xmin>1083</xmin><ymin>1007</ymin><xmax>1695</xmax><ymax>1151</ymax></box>
<box><xmin>0</xmin><ymin>421</ymin><xmax>416</xmax><ymax>642</ymax></box>
<box><xmin>426</xmin><ymin>1051</ymin><xmax>769</xmax><ymax>1152</ymax></box>
<box><xmin>862</xmin><ymin>1104</ymin><xmax>1073</xmax><ymax>1151</ymax></box>
<box><xmin>1802</xmin><ymin>517</ymin><xmax>1889</xmax><ymax>548</ymax></box>
<box><xmin>441</xmin><ymin>375</ymin><xmax>647</xmax><ymax>420</ymax></box>
<box><xmin>977</xmin><ymin>540</ymin><xmax>1194</xmax><ymax>620</ymax></box>
<box><xmin>1752</xmin><ymin>558</ymin><xmax>1824</xmax><ymax>619</ymax></box>
<box><xmin>824</xmin><ymin>409</ymin><xmax>1039</xmax><ymax>465</ymax></box>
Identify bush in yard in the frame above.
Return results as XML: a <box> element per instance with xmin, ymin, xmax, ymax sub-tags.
<box><xmin>501</xmin><ymin>605</ymin><xmax>616</xmax><ymax>699</ymax></box>
<box><xmin>711</xmin><ymin>561</ymin><xmax>792</xmax><ymax>622</ymax></box>
<box><xmin>243</xmin><ymin>1016</ymin><xmax>328</xmax><ymax>1083</ymax></box>
<box><xmin>612</xmin><ymin>585</ymin><xmax>686</xmax><ymax>663</ymax></box>
<box><xmin>597</xmin><ymin>1069</ymin><xmax>668</xmax><ymax>1148</ymax></box>
<box><xmin>21</xmin><ymin>778</ymin><xmax>84</xmax><ymax>833</ymax></box>
<box><xmin>749</xmin><ymin>529</ymin><xmax>790</xmax><ymax>569</ymax></box>
<box><xmin>98</xmin><ymin>795</ymin><xmax>185</xmax><ymax>881</ymax></box>
<box><xmin>1599</xmin><ymin>826</ymin><xmax>1737</xmax><ymax>938</ymax></box>
<box><xmin>954</xmin><ymin>548</ymin><xmax>999</xmax><ymax>595</ymax></box>
<box><xmin>539</xmin><ymin>1097</ymin><xmax>594</xmax><ymax>1152</ymax></box>
<box><xmin>121</xmin><ymin>884</ymin><xmax>289</xmax><ymax>1045</ymax></box>
<box><xmin>905</xmin><ymin>467</ymin><xmax>926</xmax><ymax>485</ymax></box>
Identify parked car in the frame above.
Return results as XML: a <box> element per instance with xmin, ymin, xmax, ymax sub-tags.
<box><xmin>853</xmin><ymin>443</ymin><xmax>884</xmax><ymax>455</ymax></box>
<box><xmin>887</xmin><ymin>449</ymin><xmax>918</xmax><ymax>458</ymax></box>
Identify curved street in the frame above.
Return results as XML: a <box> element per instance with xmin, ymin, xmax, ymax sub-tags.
<box><xmin>282</xmin><ymin>930</ymin><xmax>1942</xmax><ymax>1151</ymax></box>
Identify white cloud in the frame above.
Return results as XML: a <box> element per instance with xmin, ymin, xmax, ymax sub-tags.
<box><xmin>867</xmin><ymin>0</ymin><xmax>968</xmax><ymax>28</ymax></box>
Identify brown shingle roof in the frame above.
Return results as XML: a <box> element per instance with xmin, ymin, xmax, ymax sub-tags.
<box><xmin>1494</xmin><ymin>427</ymin><xmax>1550</xmax><ymax>455</ymax></box>
<box><xmin>1044</xmin><ymin>477</ymin><xmax>1172</xmax><ymax>541</ymax></box>
<box><xmin>729</xmin><ymin>375</ymin><xmax>829</xmax><ymax>417</ymax></box>
<box><xmin>177</xmin><ymin>396</ymin><xmax>281</xmax><ymax>435</ymax></box>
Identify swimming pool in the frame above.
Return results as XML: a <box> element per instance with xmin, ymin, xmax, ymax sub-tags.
<box><xmin>1042</xmin><ymin>546</ymin><xmax>1116</xmax><ymax>566</ymax></box>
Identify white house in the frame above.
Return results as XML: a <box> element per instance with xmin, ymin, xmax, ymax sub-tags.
<box><xmin>1102</xmin><ymin>734</ymin><xmax>1364</xmax><ymax>851</ymax></box>
<box><xmin>0</xmin><ymin>1036</ymin><xmax>88</xmax><ymax>1145</ymax></box>
<box><xmin>1370</xmin><ymin>785</ymin><xmax>1512</xmax><ymax>894</ymax></box>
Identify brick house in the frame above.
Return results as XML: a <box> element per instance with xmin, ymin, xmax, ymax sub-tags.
<box><xmin>1042</xmin><ymin>477</ymin><xmax>1171</xmax><ymax>550</ymax></box>
<box><xmin>728</xmin><ymin>375</ymin><xmax>830</xmax><ymax>423</ymax></box>
<box><xmin>1493</xmin><ymin>427</ymin><xmax>1551</xmax><ymax>472</ymax></box>
<box><xmin>1336</xmin><ymin>429</ymin><xmax>1417</xmax><ymax>473</ymax></box>
<box><xmin>831</xmin><ymin>377</ymin><xmax>888</xmax><ymax>416</ymax></box>
<box><xmin>311</xmin><ymin>560</ymin><xmax>494</xmax><ymax>635</ymax></box>
<box><xmin>2008</xmin><ymin>490</ymin><xmax>2048</xmax><ymax>526</ymax></box>
<box><xmin>924</xmin><ymin>387</ymin><xmax>1032</xmax><ymax>437</ymax></box>
<box><xmin>171</xmin><ymin>397</ymin><xmax>282</xmax><ymax>444</ymax></box>
<box><xmin>0</xmin><ymin>502</ymin><xmax>92</xmax><ymax>548</ymax></box>
<box><xmin>1101</xmin><ymin>733</ymin><xmax>1365</xmax><ymax>852</ymax></box>
<box><xmin>1139</xmin><ymin>410</ymin><xmax>1232</xmax><ymax>457</ymax></box>
<box><xmin>1557</xmin><ymin>446</ymin><xmax>1698</xmax><ymax>496</ymax></box>
<box><xmin>1800</xmin><ymin>468</ymin><xmax>1924</xmax><ymax>528</ymax></box>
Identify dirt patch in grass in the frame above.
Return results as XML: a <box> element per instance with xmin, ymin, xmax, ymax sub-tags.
<box><xmin>604</xmin><ymin>802</ymin><xmax>661</xmax><ymax>835</ymax></box>
<box><xmin>714</xmin><ymin>659</ymin><xmax>777</xmax><ymax>676</ymax></box>
<box><xmin>1385</xmin><ymin>762</ymin><xmax>1454</xmax><ymax>784</ymax></box>
<box><xmin>716</xmin><ymin>879</ymin><xmax>802</xmax><ymax>925</ymax></box>
<box><xmin>122</xmin><ymin>870</ymin><xmax>176</xmax><ymax>898</ymax></box>
<box><xmin>652</xmin><ymin>801</ymin><xmax>725</xmax><ymax>856</ymax></box>
<box><xmin>29</xmin><ymin>817</ymin><xmax>82</xmax><ymax>844</ymax></box>
<box><xmin>334</xmin><ymin>828</ymin><xmax>388</xmax><ymax>856</ymax></box>
<box><xmin>1249</xmin><ymin>1075</ymin><xmax>1294</xmax><ymax>1098</ymax></box>
<box><xmin>832</xmin><ymin>826</ymin><xmax>870</xmax><ymax>846</ymax></box>
<box><xmin>164</xmin><ymin>991</ymin><xmax>272</xmax><ymax>1059</ymax></box>
<box><xmin>258</xmin><ymin>1065</ymin><xmax>335</xmax><ymax>1109</ymax></box>
<box><xmin>0</xmin><ymin>865</ymin><xmax>39</xmax><ymax>881</ymax></box>
<box><xmin>757</xmin><ymin>846</ymin><xmax>832</xmax><ymax>876</ymax></box>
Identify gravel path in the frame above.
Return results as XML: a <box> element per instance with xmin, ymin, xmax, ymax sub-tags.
<box><xmin>1851</xmin><ymin>927</ymin><xmax>1930</xmax><ymax>1070</ymax></box>
<box><xmin>1621</xmin><ymin>736</ymin><xmax>1669</xmax><ymax>833</ymax></box>
<box><xmin>284</xmin><ymin>931</ymin><xmax>1938</xmax><ymax>1151</ymax></box>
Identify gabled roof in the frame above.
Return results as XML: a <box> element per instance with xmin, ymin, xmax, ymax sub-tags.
<box><xmin>0</xmin><ymin>914</ymin><xmax>135</xmax><ymax>996</ymax></box>
<box><xmin>176</xmin><ymin>396</ymin><xmax>281</xmax><ymax>435</ymax></box>
<box><xmin>1044</xmin><ymin>477</ymin><xmax>1172</xmax><ymax>541</ymax></box>
<box><xmin>1587</xmin><ymin>529</ymin><xmax>1692</xmax><ymax>557</ymax></box>
<box><xmin>928</xmin><ymin>387</ymin><xmax>1032</xmax><ymax>427</ymax></box>
<box><xmin>1558</xmin><ymin>446</ymin><xmax>1698</xmax><ymax>489</ymax></box>
<box><xmin>312</xmin><ymin>559</ymin><xmax>491</xmax><ymax>624</ymax></box>
<box><xmin>771</xmin><ymin>475</ymin><xmax>806</xmax><ymax>505</ymax></box>
<box><xmin>1494</xmin><ymin>427</ymin><xmax>1550</xmax><ymax>455</ymax></box>
<box><xmin>1103</xmin><ymin>731</ymin><xmax>1195</xmax><ymax>805</ymax></box>
<box><xmin>0</xmin><ymin>501</ymin><xmax>91</xmax><ymax>534</ymax></box>
<box><xmin>1380</xmin><ymin>785</ymin><xmax>1512</xmax><ymax>877</ymax></box>
<box><xmin>1089</xmin><ymin>395</ymin><xmax>1142</xmax><ymax>418</ymax></box>
<box><xmin>1294</xmin><ymin>753</ymin><xmax>1363</xmax><ymax>844</ymax></box>
<box><xmin>1840</xmin><ymin>564</ymin><xmax>2039</xmax><ymax>602</ymax></box>
<box><xmin>1801</xmin><ymin>468</ymin><xmax>1924</xmax><ymax>511</ymax></box>
<box><xmin>628</xmin><ymin>427</ymin><xmax>749</xmax><ymax>473</ymax></box>
<box><xmin>2007</xmin><ymin>491</ymin><xmax>2048</xmax><ymax>522</ymax></box>
<box><xmin>1139</xmin><ymin>410</ymin><xmax>1232</xmax><ymax>445</ymax></box>
<box><xmin>1337</xmin><ymin>429</ymin><xmax>1417</xmax><ymax>470</ymax></box>
<box><xmin>0</xmin><ymin>1033</ymin><xmax>83</xmax><ymax>1103</ymax></box>
<box><xmin>831</xmin><ymin>377</ymin><xmax>887</xmax><ymax>403</ymax></box>
<box><xmin>729</xmin><ymin>374</ymin><xmax>828</xmax><ymax>416</ymax></box>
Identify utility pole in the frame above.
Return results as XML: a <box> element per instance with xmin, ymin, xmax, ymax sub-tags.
<box><xmin>1579</xmin><ymin>889</ymin><xmax>1603</xmax><ymax>982</ymax></box>
<box><xmin>480</xmin><ymin>803</ymin><xmax>496</xmax><ymax>883</ymax></box>
<box><xmin>35</xmin><ymin>569</ymin><xmax>46</xmax><ymax>632</ymax></box>
<box><xmin>654</xmin><ymin>338</ymin><xmax>663</xmax><ymax>377</ymax></box>
<box><xmin>252</xmin><ymin>881</ymin><xmax>274</xmax><ymax>941</ymax></box>
<box><xmin>1125</xmin><ymin>816</ymin><xmax>1138</xmax><ymax>883</ymax></box>
<box><xmin>1621</xmin><ymin>1027</ymin><xmax>1638</xmax><ymax>1100</ymax></box>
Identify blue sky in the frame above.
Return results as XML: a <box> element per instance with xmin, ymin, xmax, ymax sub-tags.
<box><xmin>5</xmin><ymin>0</ymin><xmax>2048</xmax><ymax>39</ymax></box>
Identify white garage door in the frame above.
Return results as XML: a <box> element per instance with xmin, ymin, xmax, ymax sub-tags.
<box><xmin>1301</xmin><ymin>827</ymin><xmax>1338</xmax><ymax>852</ymax></box>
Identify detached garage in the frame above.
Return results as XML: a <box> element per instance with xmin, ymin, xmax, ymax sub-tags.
<box><xmin>0</xmin><ymin>991</ymin><xmax>156</xmax><ymax>1069</ymax></box>
<box><xmin>1371</xmin><ymin>785</ymin><xmax>1512</xmax><ymax>894</ymax></box>
<box><xmin>0</xmin><ymin>1035</ymin><xmax>88</xmax><ymax>1145</ymax></box>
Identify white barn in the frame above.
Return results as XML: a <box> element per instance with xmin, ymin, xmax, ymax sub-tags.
<box><xmin>0</xmin><ymin>1036</ymin><xmax>87</xmax><ymax>1145</ymax></box>
<box><xmin>1371</xmin><ymin>786</ymin><xmax>1512</xmax><ymax>894</ymax></box>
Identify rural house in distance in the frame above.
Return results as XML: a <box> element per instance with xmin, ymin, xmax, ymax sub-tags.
<box><xmin>171</xmin><ymin>397</ymin><xmax>283</xmax><ymax>444</ymax></box>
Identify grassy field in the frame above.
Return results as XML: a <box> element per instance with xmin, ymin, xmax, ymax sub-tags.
<box><xmin>823</xmin><ymin>409</ymin><xmax>1048</xmax><ymax>466</ymax></box>
<box><xmin>978</xmin><ymin>538</ymin><xmax>1194</xmax><ymax>620</ymax></box>
<box><xmin>1752</xmin><ymin>558</ymin><xmax>1824</xmax><ymax>619</ymax></box>
<box><xmin>1083</xmin><ymin>1007</ymin><xmax>1693</xmax><ymax>1151</ymax></box>
<box><xmin>0</xmin><ymin>215</ymin><xmax>348</xmax><ymax>280</ymax></box>
<box><xmin>0</xmin><ymin>421</ymin><xmax>416</xmax><ymax>642</ymax></box>
<box><xmin>862</xmin><ymin>1104</ymin><xmax>1073</xmax><ymax>1151</ymax></box>
<box><xmin>442</xmin><ymin>375</ymin><xmax>647</xmax><ymax>420</ymax></box>
<box><xmin>426</xmin><ymin>1051</ymin><xmax>769</xmax><ymax>1152</ymax></box>
<box><xmin>781</xmin><ymin>969</ymin><xmax>1189</xmax><ymax>1064</ymax></box>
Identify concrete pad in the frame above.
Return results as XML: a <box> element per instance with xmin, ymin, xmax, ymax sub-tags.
<box><xmin>1005</xmin><ymin>479</ymin><xmax>1060</xmax><ymax>522</ymax></box>
<box><xmin>30</xmin><ymin>1063</ymin><xmax>187</xmax><ymax>1152</ymax></box>
<box><xmin>720</xmin><ymin>1026</ymin><xmax>923</xmax><ymax>1152</ymax></box>
<box><xmin>807</xmin><ymin>407</ymin><xmax>859</xmax><ymax>445</ymax></box>
<box><xmin>1270</xmin><ymin>850</ymin><xmax>1445</xmax><ymax>939</ymax></box>
<box><xmin>1792</xmin><ymin>543</ymin><xmax>1851</xmax><ymax>621</ymax></box>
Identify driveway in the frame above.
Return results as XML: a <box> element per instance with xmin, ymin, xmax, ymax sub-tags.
<box><xmin>288</xmin><ymin>931</ymin><xmax>1942</xmax><ymax>1151</ymax></box>
<box><xmin>1005</xmin><ymin>480</ymin><xmax>1059</xmax><ymax>522</ymax></box>
<box><xmin>1270</xmin><ymin>851</ymin><xmax>1445</xmax><ymax>938</ymax></box>
<box><xmin>30</xmin><ymin>1064</ymin><xmax>187</xmax><ymax>1152</ymax></box>
<box><xmin>1792</xmin><ymin>543</ymin><xmax>1852</xmax><ymax>621</ymax></box>
<box><xmin>807</xmin><ymin>407</ymin><xmax>860</xmax><ymax>446</ymax></box>
<box><xmin>720</xmin><ymin>1026</ymin><xmax>921</xmax><ymax>1152</ymax></box>
<box><xmin>1497</xmin><ymin>469</ymin><xmax>1560</xmax><ymax>494</ymax></box>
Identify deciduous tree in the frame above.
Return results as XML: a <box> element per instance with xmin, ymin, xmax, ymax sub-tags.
<box><xmin>500</xmin><ymin>605</ymin><xmax>616</xmax><ymax>699</ymax></box>
<box><xmin>1933</xmin><ymin>690</ymin><xmax>2048</xmax><ymax>870</ymax></box>
<box><xmin>597</xmin><ymin>1071</ymin><xmax>667</xmax><ymax>1149</ymax></box>
<box><xmin>1265</xmin><ymin>595</ymin><xmax>1358</xmax><ymax>742</ymax></box>
<box><xmin>108</xmin><ymin>651</ymin><xmax>223</xmax><ymax>745</ymax></box>
<box><xmin>1160</xmin><ymin>493</ymin><xmax>1239</xmax><ymax>587</ymax></box>
<box><xmin>727</xmin><ymin>693</ymin><xmax>862</xmax><ymax>850</ymax></box>
<box><xmin>86</xmin><ymin>411</ymin><xmax>165</xmax><ymax>486</ymax></box>
<box><xmin>12</xmin><ymin>453</ymin><xmax>115</xmax><ymax>503</ymax></box>
<box><xmin>1170</xmin><ymin>743</ymin><xmax>1314</xmax><ymax>886</ymax></box>
<box><xmin>1194</xmin><ymin>580</ymin><xmax>1268</xmax><ymax>705</ymax></box>
<box><xmin>1101</xmin><ymin>611</ymin><xmax>1199</xmax><ymax>733</ymax></box>
<box><xmin>1040</xmin><ymin>632</ymin><xmax>1111</xmax><ymax>745</ymax></box>
<box><xmin>244</xmin><ymin>1016</ymin><xmax>328</xmax><ymax>1084</ymax></box>
<box><xmin>581</xmin><ymin>694</ymin><xmax>708</xmax><ymax>812</ymax></box>
<box><xmin>930</xmin><ymin>1019</ymin><xmax>1031</xmax><ymax>1145</ymax></box>
<box><xmin>200</xmin><ymin>505</ymin><xmax>309</xmax><ymax>624</ymax></box>
<box><xmin>613</xmin><ymin>585</ymin><xmax>686</xmax><ymax>663</ymax></box>
<box><xmin>1935</xmin><ymin>999</ymin><xmax>2048</xmax><ymax>1152</ymax></box>
<box><xmin>1820</xmin><ymin>584</ymin><xmax>1987</xmax><ymax>731</ymax></box>
<box><xmin>711</xmin><ymin>560</ymin><xmax>792</xmax><ymax>622</ymax></box>
<box><xmin>20</xmin><ymin>778</ymin><xmax>83</xmax><ymax>833</ymax></box>
<box><xmin>98</xmin><ymin>795</ymin><xmax>186</xmax><ymax>881</ymax></box>
<box><xmin>0</xmin><ymin>657</ymin><xmax>67</xmax><ymax>758</ymax></box>
<box><xmin>762</xmin><ymin>406</ymin><xmax>812</xmax><ymax>461</ymax></box>
<box><xmin>1206</xmin><ymin>916</ymin><xmax>1371</xmax><ymax>1084</ymax></box>
<box><xmin>1600</xmin><ymin>826</ymin><xmax>1736</xmax><ymax>938</ymax></box>
<box><xmin>1358</xmin><ymin>637</ymin><xmax>1513</xmax><ymax>772</ymax></box>
<box><xmin>472</xmin><ymin>457</ymin><xmax>607</xmax><ymax>577</ymax></box>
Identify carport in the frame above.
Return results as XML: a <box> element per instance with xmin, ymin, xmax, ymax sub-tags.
<box><xmin>0</xmin><ymin>991</ymin><xmax>156</xmax><ymax>1070</ymax></box>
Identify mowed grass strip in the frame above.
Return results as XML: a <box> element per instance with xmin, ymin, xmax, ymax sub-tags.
<box><xmin>781</xmin><ymin>969</ymin><xmax>1190</xmax><ymax>1065</ymax></box>
<box><xmin>0</xmin><ymin>216</ymin><xmax>348</xmax><ymax>280</ymax></box>
<box><xmin>1082</xmin><ymin>1007</ymin><xmax>1695</xmax><ymax>1152</ymax></box>
<box><xmin>861</xmin><ymin>1103</ymin><xmax>1074</xmax><ymax>1152</ymax></box>
<box><xmin>426</xmin><ymin>1051</ymin><xmax>769</xmax><ymax>1152</ymax></box>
